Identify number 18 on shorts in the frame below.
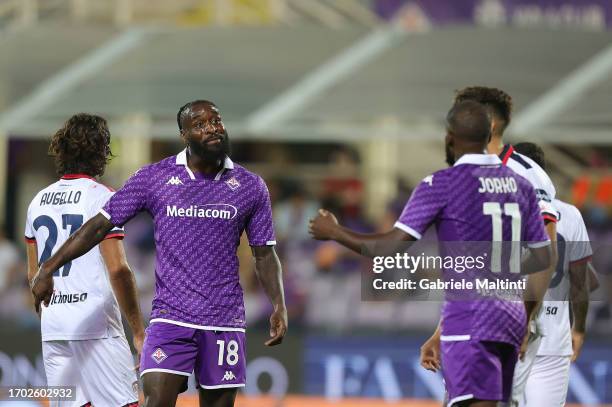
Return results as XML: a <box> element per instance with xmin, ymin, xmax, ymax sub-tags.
<box><xmin>140</xmin><ymin>322</ymin><xmax>246</xmax><ymax>389</ymax></box>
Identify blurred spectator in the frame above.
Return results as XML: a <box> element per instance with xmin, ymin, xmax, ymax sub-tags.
<box><xmin>0</xmin><ymin>227</ymin><xmax>35</xmax><ymax>327</ymax></box>
<box><xmin>0</xmin><ymin>226</ymin><xmax>21</xmax><ymax>293</ymax></box>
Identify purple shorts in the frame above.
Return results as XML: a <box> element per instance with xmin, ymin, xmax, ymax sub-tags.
<box><xmin>441</xmin><ymin>339</ymin><xmax>518</xmax><ymax>405</ymax></box>
<box><xmin>140</xmin><ymin>321</ymin><xmax>246</xmax><ymax>389</ymax></box>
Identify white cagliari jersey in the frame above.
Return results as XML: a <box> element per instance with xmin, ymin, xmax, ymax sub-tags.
<box><xmin>25</xmin><ymin>175</ymin><xmax>125</xmax><ymax>341</ymax></box>
<box><xmin>537</xmin><ymin>199</ymin><xmax>592</xmax><ymax>356</ymax></box>
<box><xmin>500</xmin><ymin>145</ymin><xmax>558</xmax><ymax>221</ymax></box>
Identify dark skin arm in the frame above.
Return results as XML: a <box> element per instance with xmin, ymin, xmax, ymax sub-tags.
<box><xmin>100</xmin><ymin>238</ymin><xmax>145</xmax><ymax>365</ymax></box>
<box><xmin>30</xmin><ymin>213</ymin><xmax>114</xmax><ymax>312</ymax></box>
<box><xmin>523</xmin><ymin>221</ymin><xmax>557</xmax><ymax>332</ymax></box>
<box><xmin>251</xmin><ymin>245</ymin><xmax>288</xmax><ymax>346</ymax></box>
<box><xmin>569</xmin><ymin>260</ymin><xmax>591</xmax><ymax>362</ymax></box>
<box><xmin>308</xmin><ymin>209</ymin><xmax>415</xmax><ymax>254</ymax></box>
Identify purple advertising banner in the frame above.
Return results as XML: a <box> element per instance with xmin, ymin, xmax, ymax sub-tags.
<box><xmin>375</xmin><ymin>0</ymin><xmax>612</xmax><ymax>30</ymax></box>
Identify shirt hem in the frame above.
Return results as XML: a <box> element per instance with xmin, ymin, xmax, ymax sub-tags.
<box><xmin>149</xmin><ymin>318</ymin><xmax>246</xmax><ymax>332</ymax></box>
<box><xmin>527</xmin><ymin>240</ymin><xmax>551</xmax><ymax>248</ymax></box>
<box><xmin>41</xmin><ymin>332</ymin><xmax>123</xmax><ymax>342</ymax></box>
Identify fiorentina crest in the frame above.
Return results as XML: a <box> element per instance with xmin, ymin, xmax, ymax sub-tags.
<box><xmin>151</xmin><ymin>348</ymin><xmax>167</xmax><ymax>364</ymax></box>
<box><xmin>226</xmin><ymin>177</ymin><xmax>240</xmax><ymax>190</ymax></box>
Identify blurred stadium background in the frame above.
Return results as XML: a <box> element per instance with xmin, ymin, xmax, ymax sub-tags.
<box><xmin>0</xmin><ymin>0</ymin><xmax>610</xmax><ymax>406</ymax></box>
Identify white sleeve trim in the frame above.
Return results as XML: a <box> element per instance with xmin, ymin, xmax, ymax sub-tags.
<box><xmin>447</xmin><ymin>394</ymin><xmax>475</xmax><ymax>406</ymax></box>
<box><xmin>199</xmin><ymin>383</ymin><xmax>246</xmax><ymax>389</ymax></box>
<box><xmin>440</xmin><ymin>334</ymin><xmax>471</xmax><ymax>342</ymax></box>
<box><xmin>527</xmin><ymin>240</ymin><xmax>551</xmax><ymax>249</ymax></box>
<box><xmin>393</xmin><ymin>221</ymin><xmax>422</xmax><ymax>240</ymax></box>
<box><xmin>141</xmin><ymin>368</ymin><xmax>191</xmax><ymax>378</ymax></box>
<box><xmin>99</xmin><ymin>208</ymin><xmax>111</xmax><ymax>220</ymax></box>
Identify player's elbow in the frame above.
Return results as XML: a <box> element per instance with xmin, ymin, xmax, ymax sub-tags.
<box><xmin>541</xmin><ymin>244</ymin><xmax>555</xmax><ymax>271</ymax></box>
<box><xmin>107</xmin><ymin>262</ymin><xmax>132</xmax><ymax>280</ymax></box>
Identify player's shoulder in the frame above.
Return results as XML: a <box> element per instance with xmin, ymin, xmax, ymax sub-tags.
<box><xmin>27</xmin><ymin>181</ymin><xmax>58</xmax><ymax>211</ymax></box>
<box><xmin>507</xmin><ymin>150</ymin><xmax>556</xmax><ymax>196</ymax></box>
<box><xmin>141</xmin><ymin>156</ymin><xmax>174</xmax><ymax>173</ymax></box>
<box><xmin>122</xmin><ymin>158</ymin><xmax>170</xmax><ymax>184</ymax></box>
<box><xmin>229</xmin><ymin>161</ymin><xmax>266</xmax><ymax>185</ymax></box>
<box><xmin>81</xmin><ymin>178</ymin><xmax>116</xmax><ymax>200</ymax></box>
<box><xmin>418</xmin><ymin>168</ymin><xmax>452</xmax><ymax>187</ymax></box>
<box><xmin>553</xmin><ymin>199</ymin><xmax>582</xmax><ymax>223</ymax></box>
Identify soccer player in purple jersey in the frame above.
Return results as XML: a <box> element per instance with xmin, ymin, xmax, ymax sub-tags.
<box><xmin>31</xmin><ymin>101</ymin><xmax>288</xmax><ymax>407</ymax></box>
<box><xmin>442</xmin><ymin>87</ymin><xmax>559</xmax><ymax>406</ymax></box>
<box><xmin>309</xmin><ymin>101</ymin><xmax>554</xmax><ymax>407</ymax></box>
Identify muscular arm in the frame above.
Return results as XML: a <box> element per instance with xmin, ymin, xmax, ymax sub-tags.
<box><xmin>251</xmin><ymin>245</ymin><xmax>287</xmax><ymax>346</ymax></box>
<box><xmin>309</xmin><ymin>210</ymin><xmax>415</xmax><ymax>255</ymax></box>
<box><xmin>569</xmin><ymin>260</ymin><xmax>591</xmax><ymax>361</ymax></box>
<box><xmin>43</xmin><ymin>213</ymin><xmax>114</xmax><ymax>274</ymax></box>
<box><xmin>26</xmin><ymin>242</ymin><xmax>38</xmax><ymax>284</ymax></box>
<box><xmin>569</xmin><ymin>260</ymin><xmax>589</xmax><ymax>333</ymax></box>
<box><xmin>523</xmin><ymin>221</ymin><xmax>557</xmax><ymax>322</ymax></box>
<box><xmin>100</xmin><ymin>238</ymin><xmax>145</xmax><ymax>356</ymax></box>
<box><xmin>31</xmin><ymin>213</ymin><xmax>115</xmax><ymax>310</ymax></box>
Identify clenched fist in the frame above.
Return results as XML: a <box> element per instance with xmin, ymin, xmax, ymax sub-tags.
<box><xmin>308</xmin><ymin>209</ymin><xmax>339</xmax><ymax>241</ymax></box>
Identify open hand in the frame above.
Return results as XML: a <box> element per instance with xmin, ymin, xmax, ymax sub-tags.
<box><xmin>30</xmin><ymin>266</ymin><xmax>54</xmax><ymax>313</ymax></box>
<box><xmin>420</xmin><ymin>336</ymin><xmax>441</xmax><ymax>372</ymax></box>
<box><xmin>265</xmin><ymin>306</ymin><xmax>288</xmax><ymax>346</ymax></box>
<box><xmin>571</xmin><ymin>331</ymin><xmax>584</xmax><ymax>362</ymax></box>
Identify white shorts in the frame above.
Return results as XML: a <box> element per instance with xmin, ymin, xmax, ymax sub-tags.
<box><xmin>524</xmin><ymin>355</ymin><xmax>571</xmax><ymax>407</ymax></box>
<box><xmin>42</xmin><ymin>335</ymin><xmax>139</xmax><ymax>407</ymax></box>
<box><xmin>510</xmin><ymin>333</ymin><xmax>542</xmax><ymax>406</ymax></box>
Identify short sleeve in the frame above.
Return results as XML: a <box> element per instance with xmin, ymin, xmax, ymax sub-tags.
<box><xmin>90</xmin><ymin>186</ymin><xmax>125</xmax><ymax>240</ymax></box>
<box><xmin>535</xmin><ymin>188</ymin><xmax>558</xmax><ymax>223</ymax></box>
<box><xmin>523</xmin><ymin>186</ymin><xmax>550</xmax><ymax>248</ymax></box>
<box><xmin>568</xmin><ymin>208</ymin><xmax>592</xmax><ymax>264</ymax></box>
<box><xmin>101</xmin><ymin>167</ymin><xmax>150</xmax><ymax>227</ymax></box>
<box><xmin>245</xmin><ymin>177</ymin><xmax>276</xmax><ymax>246</ymax></box>
<box><xmin>394</xmin><ymin>173</ymin><xmax>447</xmax><ymax>240</ymax></box>
<box><xmin>24</xmin><ymin>201</ymin><xmax>35</xmax><ymax>242</ymax></box>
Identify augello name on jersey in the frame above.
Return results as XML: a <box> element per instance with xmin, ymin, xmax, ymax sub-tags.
<box><xmin>40</xmin><ymin>190</ymin><xmax>82</xmax><ymax>206</ymax></box>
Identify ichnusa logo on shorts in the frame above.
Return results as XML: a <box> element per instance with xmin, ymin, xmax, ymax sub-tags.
<box><xmin>222</xmin><ymin>371</ymin><xmax>236</xmax><ymax>381</ymax></box>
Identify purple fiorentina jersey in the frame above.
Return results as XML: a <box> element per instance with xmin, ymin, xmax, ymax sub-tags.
<box><xmin>101</xmin><ymin>149</ymin><xmax>276</xmax><ymax>329</ymax></box>
<box><xmin>395</xmin><ymin>154</ymin><xmax>549</xmax><ymax>346</ymax></box>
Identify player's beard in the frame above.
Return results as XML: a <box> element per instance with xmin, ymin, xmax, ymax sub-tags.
<box><xmin>445</xmin><ymin>142</ymin><xmax>455</xmax><ymax>166</ymax></box>
<box><xmin>189</xmin><ymin>132</ymin><xmax>231</xmax><ymax>162</ymax></box>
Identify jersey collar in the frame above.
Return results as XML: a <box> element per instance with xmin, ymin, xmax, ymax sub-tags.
<box><xmin>499</xmin><ymin>144</ymin><xmax>514</xmax><ymax>165</ymax></box>
<box><xmin>175</xmin><ymin>148</ymin><xmax>234</xmax><ymax>180</ymax></box>
<box><xmin>453</xmin><ymin>153</ymin><xmax>502</xmax><ymax>167</ymax></box>
<box><xmin>60</xmin><ymin>173</ymin><xmax>95</xmax><ymax>180</ymax></box>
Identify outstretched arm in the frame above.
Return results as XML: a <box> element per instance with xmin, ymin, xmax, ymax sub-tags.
<box><xmin>309</xmin><ymin>209</ymin><xmax>415</xmax><ymax>254</ymax></box>
<box><xmin>31</xmin><ymin>213</ymin><xmax>115</xmax><ymax>311</ymax></box>
<box><xmin>252</xmin><ymin>245</ymin><xmax>287</xmax><ymax>346</ymax></box>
